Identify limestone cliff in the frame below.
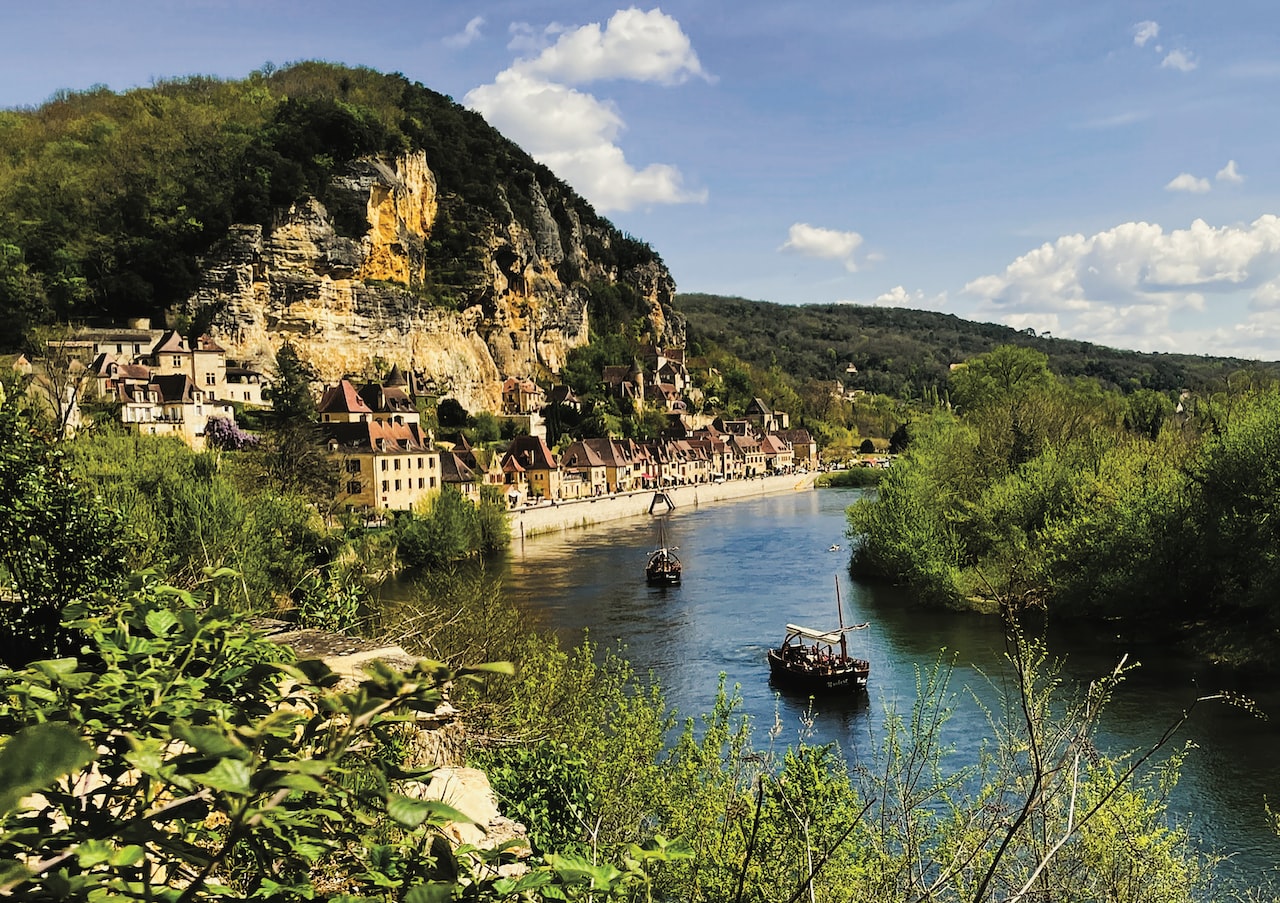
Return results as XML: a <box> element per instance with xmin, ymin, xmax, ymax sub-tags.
<box><xmin>185</xmin><ymin>150</ymin><xmax>682</xmax><ymax>413</ymax></box>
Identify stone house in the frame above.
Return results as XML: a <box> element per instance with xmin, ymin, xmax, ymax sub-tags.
<box><xmin>150</xmin><ymin>330</ymin><xmax>228</xmax><ymax>401</ymax></box>
<box><xmin>501</xmin><ymin>435</ymin><xmax>561</xmax><ymax>502</ymax></box>
<box><xmin>776</xmin><ymin>429</ymin><xmax>818</xmax><ymax>469</ymax></box>
<box><xmin>500</xmin><ymin>376</ymin><xmax>544</xmax><ymax>415</ymax></box>
<box><xmin>759</xmin><ymin>433</ymin><xmax>795</xmax><ymax>473</ymax></box>
<box><xmin>559</xmin><ymin>439</ymin><xmax>610</xmax><ymax>498</ymax></box>
<box><xmin>318</xmin><ymin>378</ymin><xmax>440</xmax><ymax>512</ymax></box>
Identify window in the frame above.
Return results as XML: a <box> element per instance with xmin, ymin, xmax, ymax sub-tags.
<box><xmin>380</xmin><ymin>480</ymin><xmax>389</xmax><ymax>492</ymax></box>
<box><xmin>380</xmin><ymin>460</ymin><xmax>388</xmax><ymax>472</ymax></box>
<box><xmin>394</xmin><ymin>459</ymin><xmax>401</xmax><ymax>471</ymax></box>
<box><xmin>172</xmin><ymin>356</ymin><xmax>182</xmax><ymax>367</ymax></box>
<box><xmin>345</xmin><ymin>460</ymin><xmax>361</xmax><ymax>473</ymax></box>
<box><xmin>394</xmin><ymin>479</ymin><xmax>401</xmax><ymax>491</ymax></box>
<box><xmin>346</xmin><ymin>480</ymin><xmax>361</xmax><ymax>495</ymax></box>
<box><xmin>417</xmin><ymin>457</ymin><xmax>424</xmax><ymax>469</ymax></box>
<box><xmin>205</xmin><ymin>373</ymin><xmax>215</xmax><ymax>386</ymax></box>
<box><xmin>418</xmin><ymin>478</ymin><xmax>424</xmax><ymax>489</ymax></box>
<box><xmin>430</xmin><ymin>477</ymin><xmax>436</xmax><ymax>489</ymax></box>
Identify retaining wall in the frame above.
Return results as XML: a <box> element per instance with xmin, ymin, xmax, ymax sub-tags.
<box><xmin>507</xmin><ymin>473</ymin><xmax>818</xmax><ymax>540</ymax></box>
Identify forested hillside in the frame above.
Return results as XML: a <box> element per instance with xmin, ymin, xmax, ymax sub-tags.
<box><xmin>676</xmin><ymin>292</ymin><xmax>1279</xmax><ymax>398</ymax></box>
<box><xmin>0</xmin><ymin>61</ymin><xmax>663</xmax><ymax>346</ymax></box>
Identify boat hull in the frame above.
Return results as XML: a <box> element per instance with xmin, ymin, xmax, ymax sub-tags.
<box><xmin>767</xmin><ymin>649</ymin><xmax>869</xmax><ymax>693</ymax></box>
<box><xmin>646</xmin><ymin>569</ymin><xmax>681</xmax><ymax>586</ymax></box>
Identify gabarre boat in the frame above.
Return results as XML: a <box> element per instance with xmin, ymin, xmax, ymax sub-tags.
<box><xmin>767</xmin><ymin>578</ymin><xmax>870</xmax><ymax>692</ymax></box>
<box><xmin>645</xmin><ymin>526</ymin><xmax>682</xmax><ymax>586</ymax></box>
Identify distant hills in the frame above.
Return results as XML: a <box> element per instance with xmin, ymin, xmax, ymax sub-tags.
<box><xmin>674</xmin><ymin>293</ymin><xmax>1280</xmax><ymax>398</ymax></box>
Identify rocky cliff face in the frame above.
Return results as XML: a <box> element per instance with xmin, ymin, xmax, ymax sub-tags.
<box><xmin>184</xmin><ymin>151</ymin><xmax>681</xmax><ymax>412</ymax></box>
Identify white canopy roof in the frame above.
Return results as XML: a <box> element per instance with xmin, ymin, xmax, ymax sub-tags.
<box><xmin>784</xmin><ymin>622</ymin><xmax>869</xmax><ymax>644</ymax></box>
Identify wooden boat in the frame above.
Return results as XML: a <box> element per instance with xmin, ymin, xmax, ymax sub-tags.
<box><xmin>645</xmin><ymin>544</ymin><xmax>682</xmax><ymax>586</ymax></box>
<box><xmin>767</xmin><ymin>579</ymin><xmax>869</xmax><ymax>692</ymax></box>
<box><xmin>645</xmin><ymin>526</ymin><xmax>682</xmax><ymax>586</ymax></box>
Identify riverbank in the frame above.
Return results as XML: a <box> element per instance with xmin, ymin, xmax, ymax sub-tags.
<box><xmin>507</xmin><ymin>472</ymin><xmax>818</xmax><ymax>540</ymax></box>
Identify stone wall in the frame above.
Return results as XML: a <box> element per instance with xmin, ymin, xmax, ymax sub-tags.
<box><xmin>508</xmin><ymin>473</ymin><xmax>819</xmax><ymax>540</ymax></box>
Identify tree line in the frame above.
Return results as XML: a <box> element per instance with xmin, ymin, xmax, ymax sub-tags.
<box><xmin>848</xmin><ymin>344</ymin><xmax>1280</xmax><ymax>668</ymax></box>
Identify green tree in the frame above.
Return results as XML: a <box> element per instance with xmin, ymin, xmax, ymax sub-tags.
<box><xmin>0</xmin><ymin>374</ymin><xmax>128</xmax><ymax>665</ymax></box>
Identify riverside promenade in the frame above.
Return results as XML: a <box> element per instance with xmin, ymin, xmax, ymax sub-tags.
<box><xmin>507</xmin><ymin>472</ymin><xmax>819</xmax><ymax>540</ymax></box>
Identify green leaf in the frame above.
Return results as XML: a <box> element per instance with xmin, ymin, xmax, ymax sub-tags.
<box><xmin>170</xmin><ymin>722</ymin><xmax>249</xmax><ymax>760</ymax></box>
<box><xmin>75</xmin><ymin>838</ymin><xmax>113</xmax><ymax>868</ymax></box>
<box><xmin>145</xmin><ymin>609</ymin><xmax>180</xmax><ymax>636</ymax></box>
<box><xmin>110</xmin><ymin>844</ymin><xmax>147</xmax><ymax>867</ymax></box>
<box><xmin>0</xmin><ymin>724</ymin><xmax>95</xmax><ymax>815</ymax></box>
<box><xmin>386</xmin><ymin>795</ymin><xmax>472</xmax><ymax>830</ymax></box>
<box><xmin>195</xmin><ymin>758</ymin><xmax>252</xmax><ymax>794</ymax></box>
<box><xmin>30</xmin><ymin>658</ymin><xmax>93</xmax><ymax>688</ymax></box>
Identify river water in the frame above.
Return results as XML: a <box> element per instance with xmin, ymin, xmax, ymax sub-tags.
<box><xmin>487</xmin><ymin>486</ymin><xmax>1280</xmax><ymax>886</ymax></box>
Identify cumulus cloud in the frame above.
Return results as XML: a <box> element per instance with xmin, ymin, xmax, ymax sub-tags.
<box><xmin>445</xmin><ymin>16</ymin><xmax>485</xmax><ymax>48</ymax></box>
<box><xmin>508</xmin><ymin>7</ymin><xmax>707</xmax><ymax>85</ymax></box>
<box><xmin>964</xmin><ymin>216</ymin><xmax>1280</xmax><ymax>353</ymax></box>
<box><xmin>1251</xmin><ymin>279</ymin><xmax>1280</xmax><ymax>310</ymax></box>
<box><xmin>1132</xmin><ymin>20</ymin><xmax>1159</xmax><ymax>48</ymax></box>
<box><xmin>871</xmin><ymin>285</ymin><xmax>949</xmax><ymax>311</ymax></box>
<box><xmin>1161</xmin><ymin>49</ymin><xmax>1198</xmax><ymax>72</ymax></box>
<box><xmin>1217</xmin><ymin>159</ymin><xmax>1245</xmax><ymax>183</ymax></box>
<box><xmin>779</xmin><ymin>223</ymin><xmax>865</xmax><ymax>272</ymax></box>
<box><xmin>1165</xmin><ymin>172</ymin><xmax>1211</xmax><ymax>193</ymax></box>
<box><xmin>465</xmin><ymin>9</ymin><xmax>708</xmax><ymax>212</ymax></box>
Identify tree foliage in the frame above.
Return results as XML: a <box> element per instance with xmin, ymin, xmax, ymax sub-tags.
<box><xmin>0</xmin><ymin>373</ymin><xmax>128</xmax><ymax>665</ymax></box>
<box><xmin>0</xmin><ymin>62</ymin><xmax>665</xmax><ymax>341</ymax></box>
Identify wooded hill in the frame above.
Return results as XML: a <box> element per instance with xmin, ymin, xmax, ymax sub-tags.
<box><xmin>0</xmin><ymin>61</ymin><xmax>663</xmax><ymax>346</ymax></box>
<box><xmin>675</xmin><ymin>292</ymin><xmax>1280</xmax><ymax>398</ymax></box>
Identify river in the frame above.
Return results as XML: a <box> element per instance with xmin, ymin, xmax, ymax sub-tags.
<box><xmin>487</xmin><ymin>485</ymin><xmax>1280</xmax><ymax>888</ymax></box>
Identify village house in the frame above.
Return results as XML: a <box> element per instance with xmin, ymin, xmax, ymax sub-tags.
<box><xmin>776</xmin><ymin>428</ymin><xmax>818</xmax><ymax>470</ymax></box>
<box><xmin>686</xmin><ymin>434</ymin><xmax>730</xmax><ymax>482</ymax></box>
<box><xmin>500</xmin><ymin>434</ymin><xmax>561</xmax><ymax>503</ymax></box>
<box><xmin>223</xmin><ymin>362</ymin><xmax>268</xmax><ymax>406</ymax></box>
<box><xmin>439</xmin><ymin>450</ymin><xmax>481</xmax><ymax>504</ymax></box>
<box><xmin>601</xmin><ymin>362</ymin><xmax>645</xmax><ymax>408</ymax></box>
<box><xmin>559</xmin><ymin>439</ymin><xmax>610</xmax><ymax>498</ymax></box>
<box><xmin>317</xmin><ymin>378</ymin><xmax>439</xmax><ymax>513</ymax></box>
<box><xmin>149</xmin><ymin>330</ymin><xmax>229</xmax><ymax>400</ymax></box>
<box><xmin>115</xmin><ymin>373</ymin><xmax>236</xmax><ymax>448</ymax></box>
<box><xmin>744</xmin><ymin>397</ymin><xmax>790</xmax><ymax>434</ymax></box>
<box><xmin>641</xmin><ymin>345</ymin><xmax>690</xmax><ymax>395</ymax></box>
<box><xmin>759</xmin><ymin>433</ymin><xmax>796</xmax><ymax>473</ymax></box>
<box><xmin>501</xmin><ymin>376</ymin><xmax>544</xmax><ymax>414</ymax></box>
<box><xmin>358</xmin><ymin>365</ymin><xmax>421</xmax><ymax>426</ymax></box>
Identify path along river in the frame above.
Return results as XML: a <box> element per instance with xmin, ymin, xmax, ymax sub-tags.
<box><xmin>475</xmin><ymin>486</ymin><xmax>1278</xmax><ymax>886</ymax></box>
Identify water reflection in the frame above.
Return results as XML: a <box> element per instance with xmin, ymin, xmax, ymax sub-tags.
<box><xmin>488</xmin><ymin>487</ymin><xmax>1280</xmax><ymax>885</ymax></box>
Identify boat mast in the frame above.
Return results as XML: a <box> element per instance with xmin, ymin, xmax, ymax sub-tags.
<box><xmin>835</xmin><ymin>576</ymin><xmax>849</xmax><ymax>660</ymax></box>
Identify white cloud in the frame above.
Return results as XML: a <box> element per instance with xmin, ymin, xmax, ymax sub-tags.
<box><xmin>510</xmin><ymin>8</ymin><xmax>708</xmax><ymax>86</ymax></box>
<box><xmin>779</xmin><ymin>223</ymin><xmax>865</xmax><ymax>272</ymax></box>
<box><xmin>444</xmin><ymin>16</ymin><xmax>485</xmax><ymax>48</ymax></box>
<box><xmin>465</xmin><ymin>9</ymin><xmax>708</xmax><ymax>213</ymax></box>
<box><xmin>871</xmin><ymin>285</ymin><xmax>949</xmax><ymax>311</ymax></box>
<box><xmin>1165</xmin><ymin>172</ymin><xmax>1211</xmax><ymax>193</ymax></box>
<box><xmin>1217</xmin><ymin>159</ymin><xmax>1245</xmax><ymax>184</ymax></box>
<box><xmin>964</xmin><ymin>216</ymin><xmax>1280</xmax><ymax>353</ymax></box>
<box><xmin>1161</xmin><ymin>49</ymin><xmax>1198</xmax><ymax>72</ymax></box>
<box><xmin>1251</xmin><ymin>279</ymin><xmax>1280</xmax><ymax>310</ymax></box>
<box><xmin>1132</xmin><ymin>20</ymin><xmax>1159</xmax><ymax>48</ymax></box>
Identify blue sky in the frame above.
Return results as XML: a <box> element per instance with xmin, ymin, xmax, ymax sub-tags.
<box><xmin>4</xmin><ymin>2</ymin><xmax>1280</xmax><ymax>359</ymax></box>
